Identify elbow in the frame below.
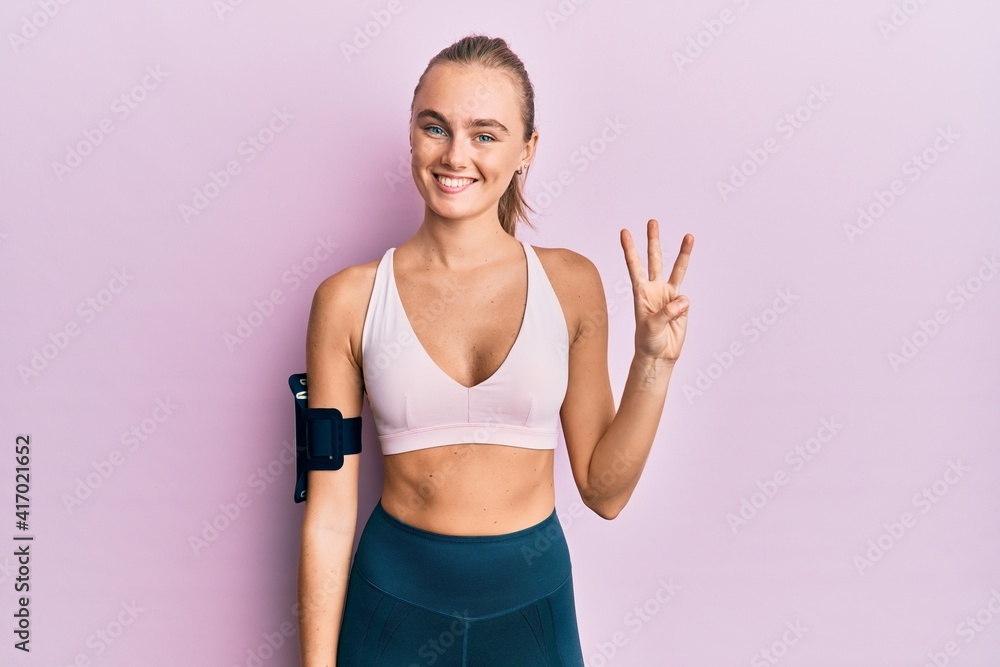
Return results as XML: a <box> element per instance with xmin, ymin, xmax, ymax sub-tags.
<box><xmin>581</xmin><ymin>473</ymin><xmax>628</xmax><ymax>520</ymax></box>
<box><xmin>594</xmin><ymin>503</ymin><xmax>623</xmax><ymax>521</ymax></box>
<box><xmin>582</xmin><ymin>493</ymin><xmax>624</xmax><ymax>521</ymax></box>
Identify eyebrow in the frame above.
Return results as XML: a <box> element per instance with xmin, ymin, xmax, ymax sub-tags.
<box><xmin>415</xmin><ymin>109</ymin><xmax>510</xmax><ymax>135</ymax></box>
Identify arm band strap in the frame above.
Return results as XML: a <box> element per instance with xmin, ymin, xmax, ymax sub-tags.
<box><xmin>288</xmin><ymin>373</ymin><xmax>362</xmax><ymax>503</ymax></box>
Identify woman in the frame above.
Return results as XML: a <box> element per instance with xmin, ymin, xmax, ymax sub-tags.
<box><xmin>297</xmin><ymin>34</ymin><xmax>693</xmax><ymax>666</ymax></box>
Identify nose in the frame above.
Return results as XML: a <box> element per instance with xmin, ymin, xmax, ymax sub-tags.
<box><xmin>440</xmin><ymin>135</ymin><xmax>469</xmax><ymax>170</ymax></box>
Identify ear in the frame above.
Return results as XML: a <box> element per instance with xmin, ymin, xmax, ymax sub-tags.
<box><xmin>521</xmin><ymin>130</ymin><xmax>539</xmax><ymax>166</ymax></box>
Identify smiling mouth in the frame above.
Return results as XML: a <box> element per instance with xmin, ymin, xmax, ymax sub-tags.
<box><xmin>434</xmin><ymin>174</ymin><xmax>477</xmax><ymax>188</ymax></box>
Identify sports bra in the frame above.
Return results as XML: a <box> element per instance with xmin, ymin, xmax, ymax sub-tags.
<box><xmin>360</xmin><ymin>240</ymin><xmax>570</xmax><ymax>455</ymax></box>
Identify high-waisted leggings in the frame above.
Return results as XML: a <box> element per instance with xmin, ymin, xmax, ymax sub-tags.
<box><xmin>336</xmin><ymin>499</ymin><xmax>586</xmax><ymax>666</ymax></box>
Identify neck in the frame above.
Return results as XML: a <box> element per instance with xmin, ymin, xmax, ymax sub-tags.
<box><xmin>411</xmin><ymin>207</ymin><xmax>518</xmax><ymax>271</ymax></box>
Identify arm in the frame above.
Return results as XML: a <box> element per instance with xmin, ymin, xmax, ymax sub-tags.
<box><xmin>561</xmin><ymin>221</ymin><xmax>693</xmax><ymax>520</ymax></box>
<box><xmin>298</xmin><ymin>268</ymin><xmax>365</xmax><ymax>666</ymax></box>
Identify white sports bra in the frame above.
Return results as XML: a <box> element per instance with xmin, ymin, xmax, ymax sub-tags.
<box><xmin>360</xmin><ymin>240</ymin><xmax>570</xmax><ymax>455</ymax></box>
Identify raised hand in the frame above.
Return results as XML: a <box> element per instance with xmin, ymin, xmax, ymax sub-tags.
<box><xmin>620</xmin><ymin>219</ymin><xmax>693</xmax><ymax>363</ymax></box>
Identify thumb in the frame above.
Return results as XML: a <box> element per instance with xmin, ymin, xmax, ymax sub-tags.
<box><xmin>667</xmin><ymin>296</ymin><xmax>689</xmax><ymax>319</ymax></box>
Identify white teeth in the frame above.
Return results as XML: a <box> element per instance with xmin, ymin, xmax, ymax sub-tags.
<box><xmin>437</xmin><ymin>175</ymin><xmax>474</xmax><ymax>188</ymax></box>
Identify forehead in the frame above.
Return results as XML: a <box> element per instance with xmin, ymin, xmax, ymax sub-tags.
<box><xmin>414</xmin><ymin>63</ymin><xmax>521</xmax><ymax>121</ymax></box>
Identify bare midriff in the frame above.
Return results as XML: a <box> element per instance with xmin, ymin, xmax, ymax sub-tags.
<box><xmin>380</xmin><ymin>443</ymin><xmax>555</xmax><ymax>536</ymax></box>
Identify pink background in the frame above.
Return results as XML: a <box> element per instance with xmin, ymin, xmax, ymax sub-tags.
<box><xmin>2</xmin><ymin>1</ymin><xmax>999</xmax><ymax>665</ymax></box>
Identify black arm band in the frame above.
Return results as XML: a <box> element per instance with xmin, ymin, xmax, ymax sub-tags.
<box><xmin>288</xmin><ymin>373</ymin><xmax>362</xmax><ymax>503</ymax></box>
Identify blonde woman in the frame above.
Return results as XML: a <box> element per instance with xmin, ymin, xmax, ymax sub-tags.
<box><xmin>295</xmin><ymin>34</ymin><xmax>693</xmax><ymax>666</ymax></box>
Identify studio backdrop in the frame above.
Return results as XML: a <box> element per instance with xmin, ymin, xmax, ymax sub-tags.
<box><xmin>2</xmin><ymin>1</ymin><xmax>998</xmax><ymax>665</ymax></box>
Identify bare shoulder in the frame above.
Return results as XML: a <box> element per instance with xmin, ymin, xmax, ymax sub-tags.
<box><xmin>313</xmin><ymin>256</ymin><xmax>379</xmax><ymax>309</ymax></box>
<box><xmin>309</xmin><ymin>255</ymin><xmax>382</xmax><ymax>361</ymax></box>
<box><xmin>532</xmin><ymin>244</ymin><xmax>604</xmax><ymax>294</ymax></box>
<box><xmin>530</xmin><ymin>245</ymin><xmax>606</xmax><ymax>341</ymax></box>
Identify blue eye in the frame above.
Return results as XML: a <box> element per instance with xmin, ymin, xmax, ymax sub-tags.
<box><xmin>426</xmin><ymin>126</ymin><xmax>445</xmax><ymax>136</ymax></box>
<box><xmin>476</xmin><ymin>135</ymin><xmax>495</xmax><ymax>144</ymax></box>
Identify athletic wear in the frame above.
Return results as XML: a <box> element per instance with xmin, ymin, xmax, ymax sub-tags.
<box><xmin>337</xmin><ymin>500</ymin><xmax>586</xmax><ymax>666</ymax></box>
<box><xmin>288</xmin><ymin>373</ymin><xmax>362</xmax><ymax>503</ymax></box>
<box><xmin>338</xmin><ymin>241</ymin><xmax>585</xmax><ymax>664</ymax></box>
<box><xmin>360</xmin><ymin>241</ymin><xmax>570</xmax><ymax>455</ymax></box>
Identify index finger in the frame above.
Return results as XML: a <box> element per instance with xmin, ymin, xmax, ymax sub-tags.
<box><xmin>620</xmin><ymin>227</ymin><xmax>647</xmax><ymax>287</ymax></box>
<box><xmin>666</xmin><ymin>233</ymin><xmax>694</xmax><ymax>289</ymax></box>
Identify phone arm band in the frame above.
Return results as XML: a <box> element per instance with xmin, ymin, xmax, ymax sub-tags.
<box><xmin>288</xmin><ymin>373</ymin><xmax>362</xmax><ymax>503</ymax></box>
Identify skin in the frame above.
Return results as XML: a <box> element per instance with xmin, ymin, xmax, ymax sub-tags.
<box><xmin>298</xmin><ymin>61</ymin><xmax>694</xmax><ymax>665</ymax></box>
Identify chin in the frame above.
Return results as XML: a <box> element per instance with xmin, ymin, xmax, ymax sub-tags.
<box><xmin>429</xmin><ymin>202</ymin><xmax>488</xmax><ymax>222</ymax></box>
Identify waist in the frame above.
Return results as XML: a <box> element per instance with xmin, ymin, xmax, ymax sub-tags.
<box><xmin>354</xmin><ymin>499</ymin><xmax>572</xmax><ymax>618</ymax></box>
<box><xmin>381</xmin><ymin>444</ymin><xmax>554</xmax><ymax>533</ymax></box>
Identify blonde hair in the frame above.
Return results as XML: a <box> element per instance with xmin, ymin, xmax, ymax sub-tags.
<box><xmin>411</xmin><ymin>34</ymin><xmax>537</xmax><ymax>237</ymax></box>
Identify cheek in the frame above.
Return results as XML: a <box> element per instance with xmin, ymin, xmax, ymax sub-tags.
<box><xmin>410</xmin><ymin>142</ymin><xmax>438</xmax><ymax>165</ymax></box>
<box><xmin>487</xmin><ymin>154</ymin><xmax>519</xmax><ymax>180</ymax></box>
<box><xmin>492</xmin><ymin>147</ymin><xmax>521</xmax><ymax>168</ymax></box>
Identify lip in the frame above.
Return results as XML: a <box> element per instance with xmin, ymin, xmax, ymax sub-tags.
<box><xmin>433</xmin><ymin>172</ymin><xmax>477</xmax><ymax>194</ymax></box>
